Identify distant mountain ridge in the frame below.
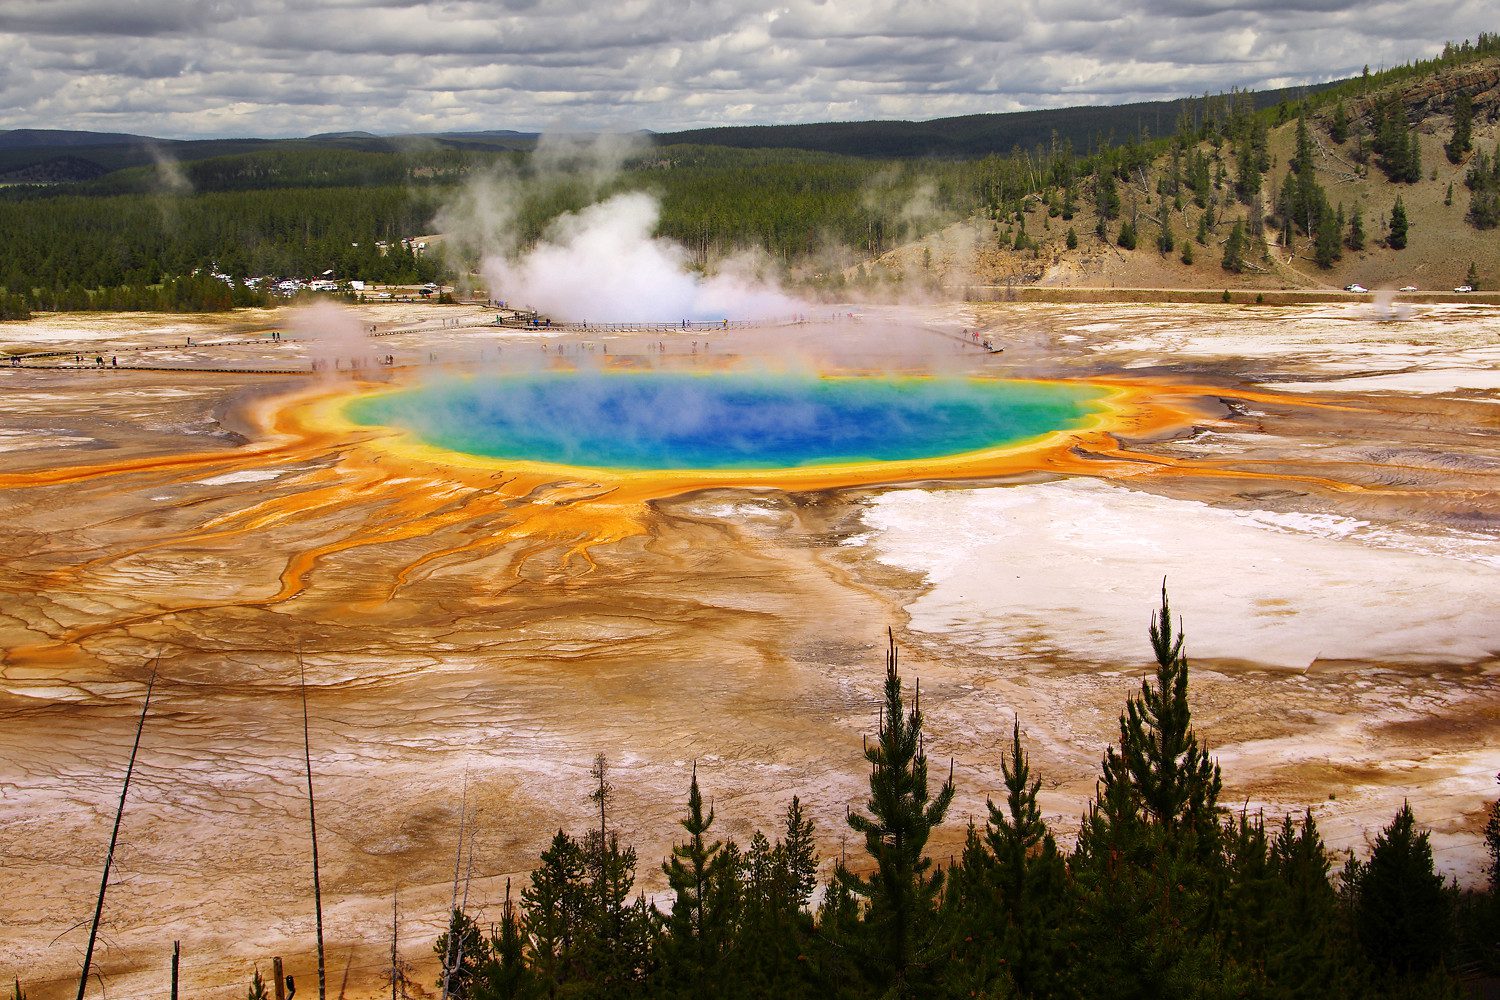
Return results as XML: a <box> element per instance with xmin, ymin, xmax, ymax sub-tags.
<box><xmin>0</xmin><ymin>128</ymin><xmax>156</xmax><ymax>150</ymax></box>
<box><xmin>0</xmin><ymin>128</ymin><xmax>544</xmax><ymax>181</ymax></box>
<box><xmin>0</xmin><ymin>78</ymin><xmax>1349</xmax><ymax>180</ymax></box>
<box><xmin>654</xmin><ymin>82</ymin><xmax>1345</xmax><ymax>157</ymax></box>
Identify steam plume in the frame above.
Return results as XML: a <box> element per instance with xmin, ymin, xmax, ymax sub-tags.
<box><xmin>482</xmin><ymin>192</ymin><xmax>801</xmax><ymax>323</ymax></box>
<box><xmin>437</xmin><ymin>134</ymin><xmax>805</xmax><ymax>323</ymax></box>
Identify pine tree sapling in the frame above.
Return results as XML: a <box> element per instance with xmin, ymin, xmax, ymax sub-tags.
<box><xmin>661</xmin><ymin>763</ymin><xmax>735</xmax><ymax>993</ymax></box>
<box><xmin>842</xmin><ymin>630</ymin><xmax>956</xmax><ymax>996</ymax></box>
<box><xmin>1100</xmin><ymin>584</ymin><xmax>1223</xmax><ymax>844</ymax></box>
<box><xmin>983</xmin><ymin>719</ymin><xmax>1068</xmax><ymax>996</ymax></box>
<box><xmin>479</xmin><ymin>879</ymin><xmax>543</xmax><ymax>1000</ymax></box>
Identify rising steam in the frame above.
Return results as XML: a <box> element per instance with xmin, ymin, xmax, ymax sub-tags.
<box><xmin>482</xmin><ymin>192</ymin><xmax>801</xmax><ymax>323</ymax></box>
<box><xmin>437</xmin><ymin>135</ymin><xmax>804</xmax><ymax>323</ymax></box>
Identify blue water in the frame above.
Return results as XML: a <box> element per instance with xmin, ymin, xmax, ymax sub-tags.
<box><xmin>344</xmin><ymin>372</ymin><xmax>1107</xmax><ymax>471</ymax></box>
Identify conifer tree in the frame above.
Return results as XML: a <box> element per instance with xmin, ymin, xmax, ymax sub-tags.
<box><xmin>1181</xmin><ymin>239</ymin><xmax>1195</xmax><ymax>265</ymax></box>
<box><xmin>661</xmin><ymin>764</ymin><xmax>736</xmax><ymax>995</ymax></box>
<box><xmin>840</xmin><ymin>631</ymin><xmax>955</xmax><ymax>997</ymax></box>
<box><xmin>1331</xmin><ymin>100</ymin><xmax>1350</xmax><ymax>144</ymax></box>
<box><xmin>1262</xmin><ymin>811</ymin><xmax>1352</xmax><ymax>997</ymax></box>
<box><xmin>1101</xmin><ymin>584</ymin><xmax>1223</xmax><ymax>845</ymax></box>
<box><xmin>1067</xmin><ymin>585</ymin><xmax>1228</xmax><ymax>998</ymax></box>
<box><xmin>780</xmin><ymin>796</ymin><xmax>818</xmax><ymax>910</ymax></box>
<box><xmin>731</xmin><ymin>801</ymin><xmax>821</xmax><ymax>1000</ymax></box>
<box><xmin>816</xmin><ymin>853</ymin><xmax>866</xmax><ymax>995</ymax></box>
<box><xmin>1277</xmin><ymin>172</ymin><xmax>1297</xmax><ymax>230</ymax></box>
<box><xmin>1388</xmin><ymin>196</ymin><xmax>1409</xmax><ymax>249</ymax></box>
<box><xmin>1157</xmin><ymin>200</ymin><xmax>1175</xmax><ymax>253</ymax></box>
<box><xmin>936</xmin><ymin>823</ymin><xmax>997</xmax><ymax>997</ymax></box>
<box><xmin>1372</xmin><ymin>100</ymin><xmax>1424</xmax><ymax>183</ymax></box>
<box><xmin>1315</xmin><ymin>205</ymin><xmax>1343</xmax><ymax>268</ymax></box>
<box><xmin>1465</xmin><ymin>261</ymin><xmax>1480</xmax><ymax>290</ymax></box>
<box><xmin>1293</xmin><ymin>113</ymin><xmax>1316</xmax><ymax>175</ymax></box>
<box><xmin>434</xmin><ymin>910</ymin><xmax>486</xmax><ymax>1000</ymax></box>
<box><xmin>1235</xmin><ymin>138</ymin><xmax>1261</xmax><ymax>204</ymax></box>
<box><xmin>574</xmin><ymin>755</ymin><xmax>654</xmax><ymax>994</ymax></box>
<box><xmin>477</xmin><ymin>881</ymin><xmax>544</xmax><ymax>1000</ymax></box>
<box><xmin>521</xmin><ymin>830</ymin><xmax>588</xmax><ymax>991</ymax></box>
<box><xmin>983</xmin><ymin>719</ymin><xmax>1068</xmax><ymax>996</ymax></box>
<box><xmin>1117</xmin><ymin>219</ymin><xmax>1137</xmax><ymax>250</ymax></box>
<box><xmin>1348</xmin><ymin>205</ymin><xmax>1365</xmax><ymax>250</ymax></box>
<box><xmin>1222</xmin><ymin>811</ymin><xmax>1277</xmax><ymax>980</ymax></box>
<box><xmin>1447</xmin><ymin>92</ymin><xmax>1473</xmax><ymax>164</ymax></box>
<box><xmin>1350</xmin><ymin>802</ymin><xmax>1450</xmax><ymax>980</ymax></box>
<box><xmin>1221</xmin><ymin>220</ymin><xmax>1246</xmax><ymax>273</ymax></box>
<box><xmin>1095</xmin><ymin>170</ymin><xmax>1121</xmax><ymax>221</ymax></box>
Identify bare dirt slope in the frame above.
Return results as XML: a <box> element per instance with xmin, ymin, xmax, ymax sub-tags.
<box><xmin>873</xmin><ymin>59</ymin><xmax>1500</xmax><ymax>294</ymax></box>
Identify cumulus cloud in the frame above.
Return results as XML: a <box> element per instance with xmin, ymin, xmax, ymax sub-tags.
<box><xmin>0</xmin><ymin>0</ymin><xmax>1491</xmax><ymax>137</ymax></box>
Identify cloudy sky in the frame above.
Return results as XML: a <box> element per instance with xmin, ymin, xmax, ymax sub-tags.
<box><xmin>0</xmin><ymin>0</ymin><xmax>1491</xmax><ymax>138</ymax></box>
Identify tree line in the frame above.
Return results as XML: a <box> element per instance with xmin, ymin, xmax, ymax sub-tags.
<box><xmin>415</xmin><ymin>589</ymin><xmax>1499</xmax><ymax>1000</ymax></box>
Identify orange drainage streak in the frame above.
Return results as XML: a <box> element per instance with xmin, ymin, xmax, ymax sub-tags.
<box><xmin>0</xmin><ymin>382</ymin><xmax>340</xmax><ymax>491</ymax></box>
<box><xmin>0</xmin><ymin>441</ymin><xmax>305</xmax><ymax>490</ymax></box>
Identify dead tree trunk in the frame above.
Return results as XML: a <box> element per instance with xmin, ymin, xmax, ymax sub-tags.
<box><xmin>299</xmin><ymin>654</ymin><xmax>326</xmax><ymax>1000</ymax></box>
<box><xmin>75</xmin><ymin>667</ymin><xmax>156</xmax><ymax>1000</ymax></box>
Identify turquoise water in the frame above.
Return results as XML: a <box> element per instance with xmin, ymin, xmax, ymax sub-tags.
<box><xmin>345</xmin><ymin>372</ymin><xmax>1108</xmax><ymax>471</ymax></box>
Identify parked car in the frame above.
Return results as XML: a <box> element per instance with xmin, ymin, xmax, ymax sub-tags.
<box><xmin>1454</xmin><ymin>285</ymin><xmax>1475</xmax><ymax>293</ymax></box>
<box><xmin>1398</xmin><ymin>285</ymin><xmax>1419</xmax><ymax>292</ymax></box>
<box><xmin>1344</xmin><ymin>283</ymin><xmax>1369</xmax><ymax>293</ymax></box>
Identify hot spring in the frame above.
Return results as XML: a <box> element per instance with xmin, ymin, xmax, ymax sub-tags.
<box><xmin>342</xmin><ymin>372</ymin><xmax>1111</xmax><ymax>472</ymax></box>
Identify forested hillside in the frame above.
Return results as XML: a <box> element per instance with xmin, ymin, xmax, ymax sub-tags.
<box><xmin>898</xmin><ymin>35</ymin><xmax>1500</xmax><ymax>292</ymax></box>
<box><xmin>0</xmin><ymin>143</ymin><xmax>1051</xmax><ymax>315</ymax></box>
